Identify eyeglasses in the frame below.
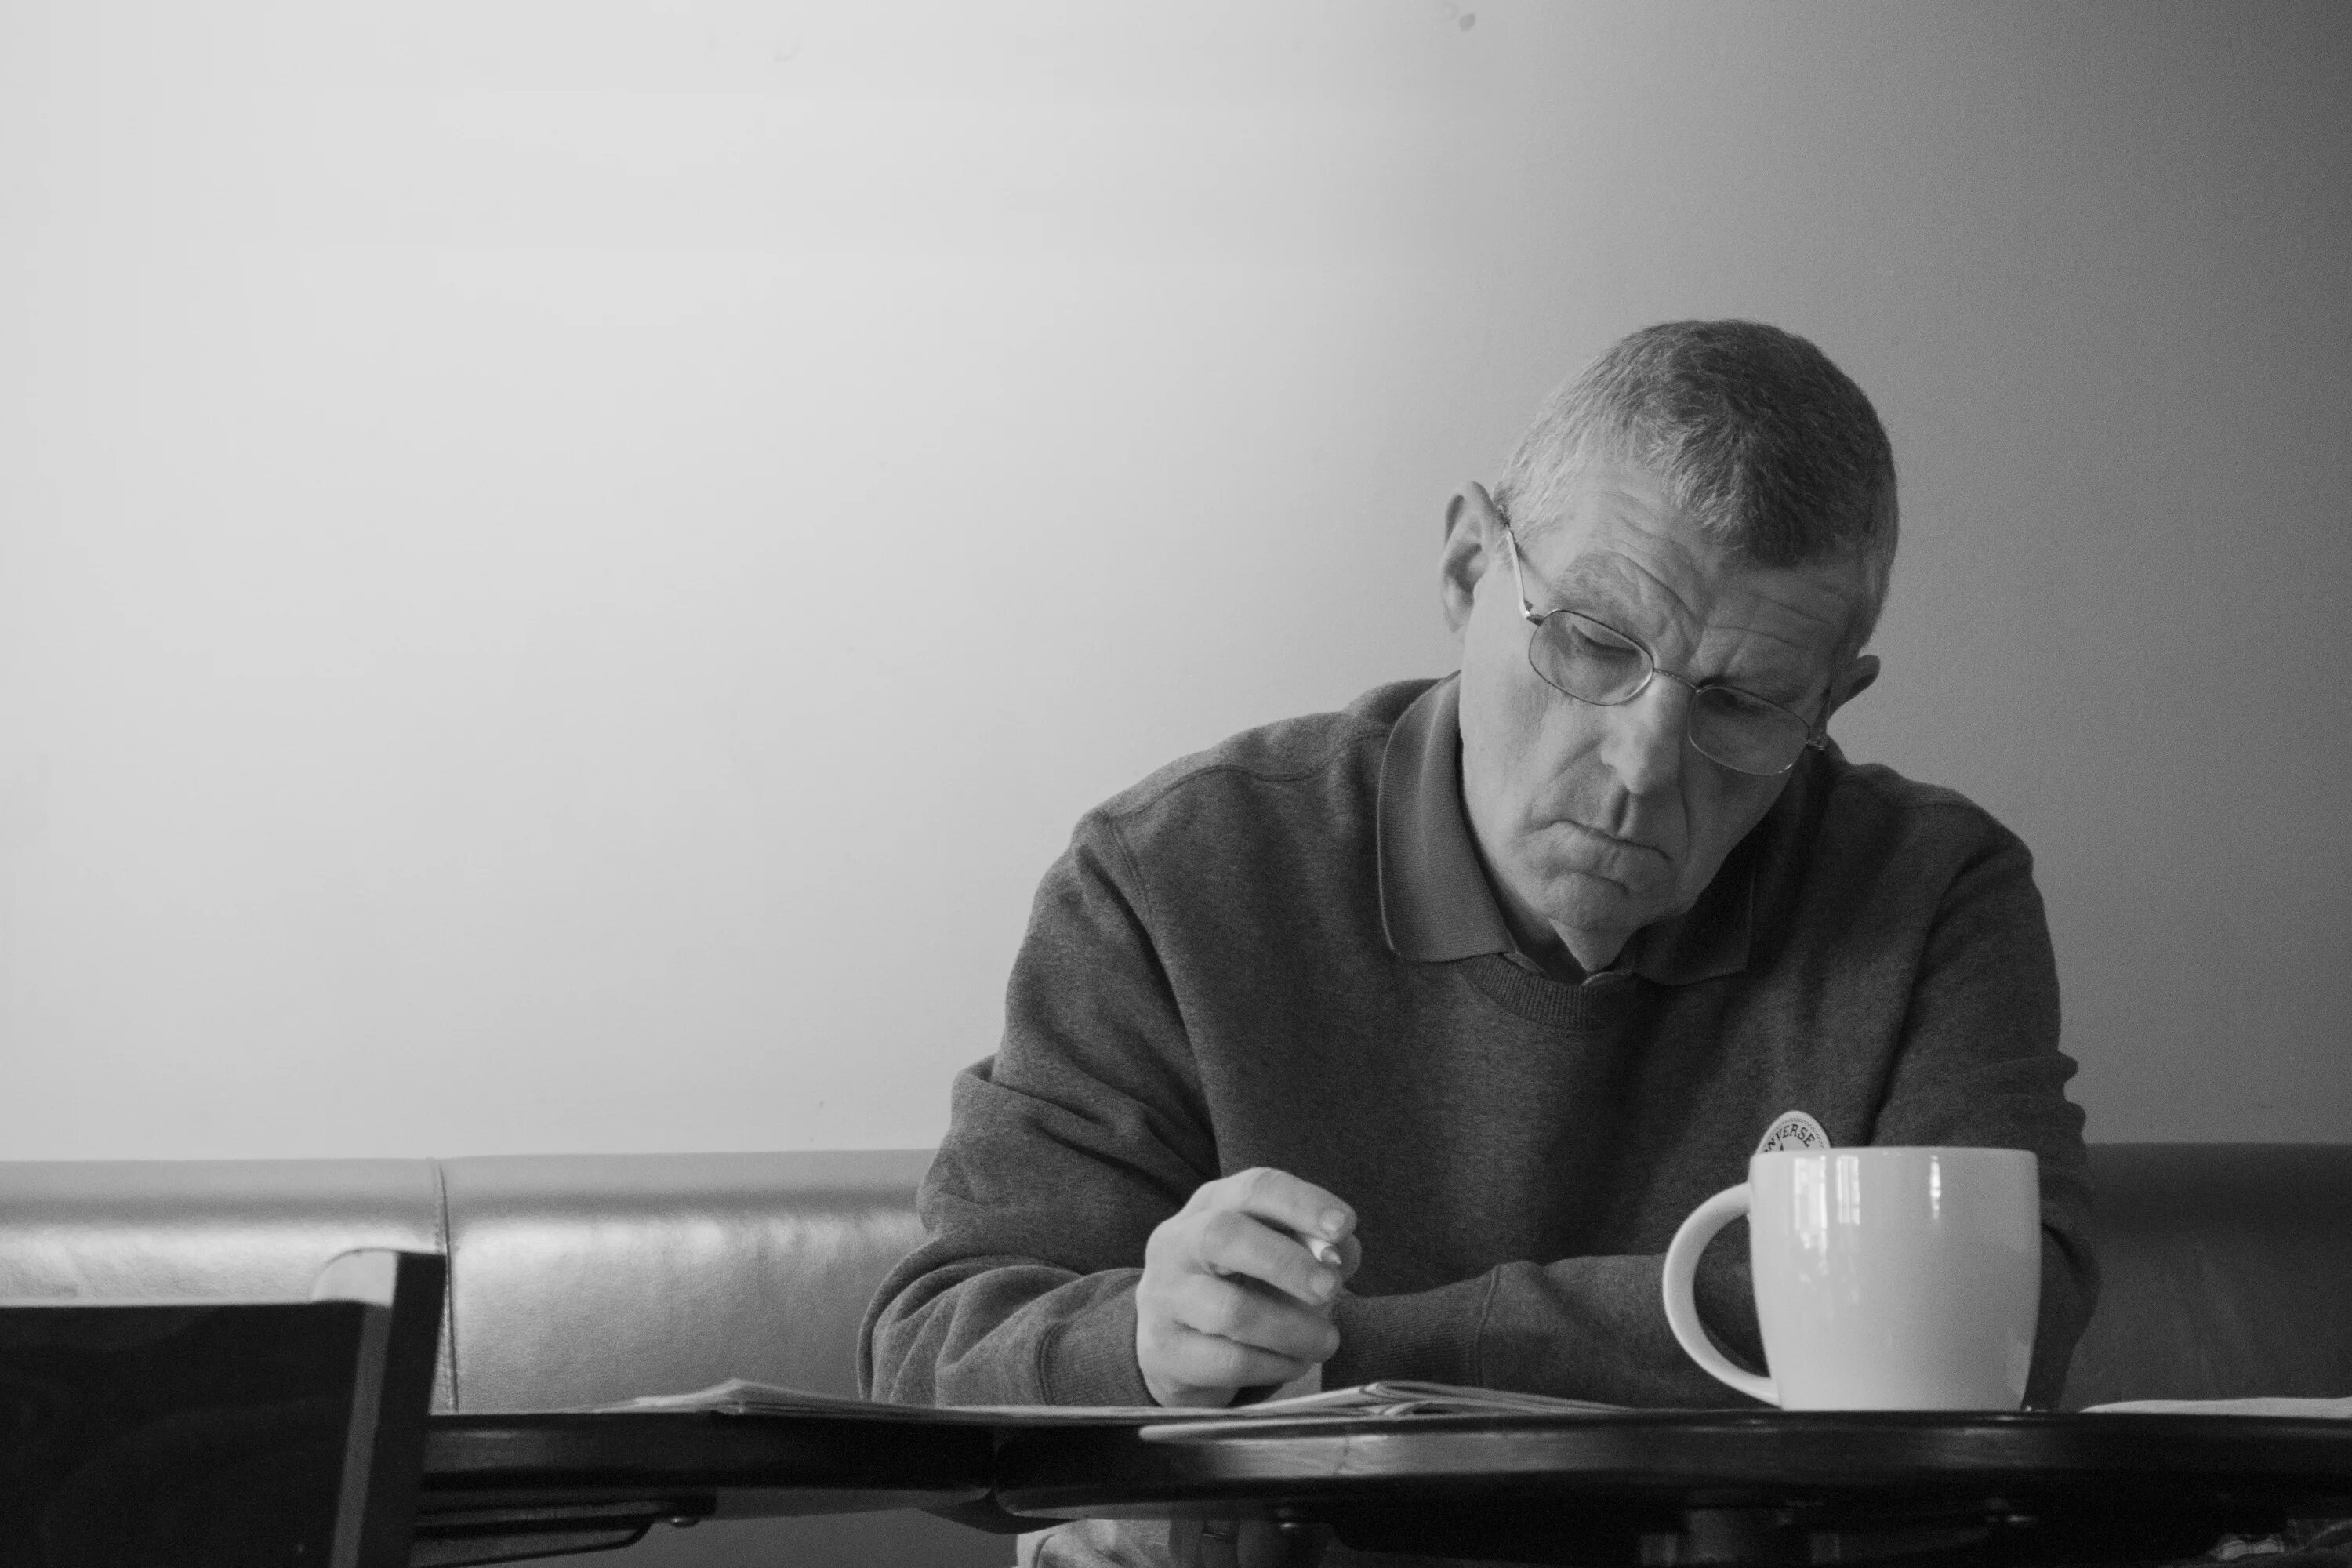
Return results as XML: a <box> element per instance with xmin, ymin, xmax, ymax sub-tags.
<box><xmin>1498</xmin><ymin>520</ymin><xmax>1827</xmax><ymax>777</ymax></box>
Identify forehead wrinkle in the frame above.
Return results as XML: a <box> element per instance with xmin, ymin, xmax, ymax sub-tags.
<box><xmin>1544</xmin><ymin>550</ymin><xmax>1704</xmax><ymax>633</ymax></box>
<box><xmin>1697</xmin><ymin>619</ymin><xmax>1834</xmax><ymax>706</ymax></box>
<box><xmin>1537</xmin><ymin>544</ymin><xmax>1843</xmax><ymax>703</ymax></box>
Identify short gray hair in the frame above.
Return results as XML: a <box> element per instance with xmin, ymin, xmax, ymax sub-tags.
<box><xmin>1495</xmin><ymin>319</ymin><xmax>1900</xmax><ymax>657</ymax></box>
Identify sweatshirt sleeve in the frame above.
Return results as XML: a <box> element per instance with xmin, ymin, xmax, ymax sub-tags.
<box><xmin>1861</xmin><ymin>822</ymin><xmax>2099</xmax><ymax>1409</ymax></box>
<box><xmin>1325</xmin><ymin>1250</ymin><xmax>1769</xmax><ymax>1407</ymax></box>
<box><xmin>859</xmin><ymin>811</ymin><xmax>1210</xmax><ymax>1407</ymax></box>
<box><xmin>1330</xmin><ymin>816</ymin><xmax>2096</xmax><ymax>1410</ymax></box>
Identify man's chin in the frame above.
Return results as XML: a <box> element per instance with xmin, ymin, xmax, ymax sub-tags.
<box><xmin>1537</xmin><ymin>869</ymin><xmax>1669</xmax><ymax>934</ymax></box>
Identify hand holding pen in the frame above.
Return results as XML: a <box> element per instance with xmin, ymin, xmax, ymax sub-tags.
<box><xmin>1133</xmin><ymin>1167</ymin><xmax>1362</xmax><ymax>1409</ymax></box>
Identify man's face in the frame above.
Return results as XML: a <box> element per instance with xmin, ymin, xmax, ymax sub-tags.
<box><xmin>1445</xmin><ymin>463</ymin><xmax>1877</xmax><ymax>972</ymax></box>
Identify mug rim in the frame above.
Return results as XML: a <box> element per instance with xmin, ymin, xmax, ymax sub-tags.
<box><xmin>1748</xmin><ymin>1145</ymin><xmax>2038</xmax><ymax>1164</ymax></box>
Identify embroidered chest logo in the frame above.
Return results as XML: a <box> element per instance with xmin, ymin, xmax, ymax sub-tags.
<box><xmin>1756</xmin><ymin>1111</ymin><xmax>1831</xmax><ymax>1154</ymax></box>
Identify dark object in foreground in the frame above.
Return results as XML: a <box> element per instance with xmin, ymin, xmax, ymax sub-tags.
<box><xmin>0</xmin><ymin>1250</ymin><xmax>443</xmax><ymax>1568</ymax></box>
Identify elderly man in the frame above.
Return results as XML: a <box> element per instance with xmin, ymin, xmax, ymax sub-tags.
<box><xmin>860</xmin><ymin>321</ymin><xmax>2096</xmax><ymax>1562</ymax></box>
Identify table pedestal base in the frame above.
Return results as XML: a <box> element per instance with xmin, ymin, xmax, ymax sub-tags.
<box><xmin>1174</xmin><ymin>1515</ymin><xmax>1336</xmax><ymax>1567</ymax></box>
<box><xmin>1312</xmin><ymin>1501</ymin><xmax>2236</xmax><ymax>1568</ymax></box>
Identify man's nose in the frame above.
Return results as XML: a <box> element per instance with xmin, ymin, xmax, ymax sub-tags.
<box><xmin>1599</xmin><ymin>676</ymin><xmax>1690</xmax><ymax>795</ymax></box>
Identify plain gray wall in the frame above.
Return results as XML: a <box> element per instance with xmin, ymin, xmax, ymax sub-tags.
<box><xmin>0</xmin><ymin>1</ymin><xmax>2345</xmax><ymax>1156</ymax></box>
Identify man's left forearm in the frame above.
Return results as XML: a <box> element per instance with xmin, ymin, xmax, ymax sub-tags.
<box><xmin>1324</xmin><ymin>1247</ymin><xmax>1763</xmax><ymax>1407</ymax></box>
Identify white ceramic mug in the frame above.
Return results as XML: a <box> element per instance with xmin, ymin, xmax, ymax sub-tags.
<box><xmin>1661</xmin><ymin>1147</ymin><xmax>2042</xmax><ymax>1410</ymax></box>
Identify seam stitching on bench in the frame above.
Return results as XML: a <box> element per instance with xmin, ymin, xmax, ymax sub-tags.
<box><xmin>435</xmin><ymin>1159</ymin><xmax>461</xmax><ymax>1412</ymax></box>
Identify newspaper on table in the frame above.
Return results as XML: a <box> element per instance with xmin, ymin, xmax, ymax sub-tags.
<box><xmin>582</xmin><ymin>1377</ymin><xmax>1628</xmax><ymax>1425</ymax></box>
<box><xmin>593</xmin><ymin>1382</ymin><xmax>2352</xmax><ymax>1425</ymax></box>
<box><xmin>2082</xmin><ymin>1396</ymin><xmax>2352</xmax><ymax>1418</ymax></box>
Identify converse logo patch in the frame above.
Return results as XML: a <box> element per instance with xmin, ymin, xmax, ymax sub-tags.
<box><xmin>1756</xmin><ymin>1111</ymin><xmax>1831</xmax><ymax>1154</ymax></box>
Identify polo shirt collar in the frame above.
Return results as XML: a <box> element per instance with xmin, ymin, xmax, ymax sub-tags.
<box><xmin>1374</xmin><ymin>675</ymin><xmax>1755</xmax><ymax>986</ymax></box>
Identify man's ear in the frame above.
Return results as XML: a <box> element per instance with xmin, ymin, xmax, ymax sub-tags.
<box><xmin>1825</xmin><ymin>653</ymin><xmax>1882</xmax><ymax>718</ymax></box>
<box><xmin>1439</xmin><ymin>483</ymin><xmax>1501</xmax><ymax>637</ymax></box>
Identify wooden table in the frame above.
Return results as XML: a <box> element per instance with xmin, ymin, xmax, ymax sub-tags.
<box><xmin>416</xmin><ymin>1407</ymin><xmax>2352</xmax><ymax>1566</ymax></box>
<box><xmin>416</xmin><ymin>1410</ymin><xmax>1007</xmax><ymax>1564</ymax></box>
<box><xmin>995</xmin><ymin>1408</ymin><xmax>2352</xmax><ymax>1565</ymax></box>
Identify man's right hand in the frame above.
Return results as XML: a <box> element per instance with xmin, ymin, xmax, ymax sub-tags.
<box><xmin>1134</xmin><ymin>1167</ymin><xmax>1360</xmax><ymax>1409</ymax></box>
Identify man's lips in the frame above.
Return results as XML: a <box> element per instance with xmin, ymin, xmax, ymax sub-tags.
<box><xmin>1554</xmin><ymin>816</ymin><xmax>1667</xmax><ymax>859</ymax></box>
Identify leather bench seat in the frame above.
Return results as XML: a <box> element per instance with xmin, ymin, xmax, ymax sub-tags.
<box><xmin>5</xmin><ymin>1142</ymin><xmax>2350</xmax><ymax>1563</ymax></box>
<box><xmin>0</xmin><ymin>1150</ymin><xmax>931</xmax><ymax>1417</ymax></box>
<box><xmin>2061</xmin><ymin>1144</ymin><xmax>2352</xmax><ymax>1406</ymax></box>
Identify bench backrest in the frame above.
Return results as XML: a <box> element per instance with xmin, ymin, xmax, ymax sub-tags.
<box><xmin>2061</xmin><ymin>1143</ymin><xmax>2352</xmax><ymax>1406</ymax></box>
<box><xmin>5</xmin><ymin>1144</ymin><xmax>2349</xmax><ymax>1412</ymax></box>
<box><xmin>0</xmin><ymin>1149</ymin><xmax>928</xmax><ymax>1413</ymax></box>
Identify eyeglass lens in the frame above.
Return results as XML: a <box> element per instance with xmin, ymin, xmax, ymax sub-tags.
<box><xmin>1528</xmin><ymin>613</ymin><xmax>1810</xmax><ymax>775</ymax></box>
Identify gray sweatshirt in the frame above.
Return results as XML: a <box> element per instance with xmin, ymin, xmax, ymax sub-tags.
<box><xmin>861</xmin><ymin>676</ymin><xmax>2096</xmax><ymax>1412</ymax></box>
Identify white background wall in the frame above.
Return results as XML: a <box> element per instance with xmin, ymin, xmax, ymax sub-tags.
<box><xmin>2</xmin><ymin>1</ymin><xmax>2346</xmax><ymax>1159</ymax></box>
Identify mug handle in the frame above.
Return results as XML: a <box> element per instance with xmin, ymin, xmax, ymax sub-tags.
<box><xmin>1661</xmin><ymin>1182</ymin><xmax>1777</xmax><ymax>1406</ymax></box>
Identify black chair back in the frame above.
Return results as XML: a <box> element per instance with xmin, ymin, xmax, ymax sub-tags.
<box><xmin>0</xmin><ymin>1249</ymin><xmax>444</xmax><ymax>1568</ymax></box>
